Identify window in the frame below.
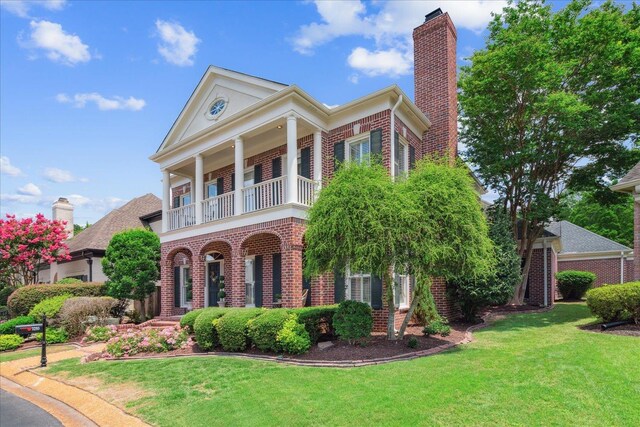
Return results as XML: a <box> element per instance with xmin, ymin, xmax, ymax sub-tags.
<box><xmin>245</xmin><ymin>257</ymin><xmax>255</xmax><ymax>307</ymax></box>
<box><xmin>394</xmin><ymin>273</ymin><xmax>410</xmax><ymax>309</ymax></box>
<box><xmin>181</xmin><ymin>193</ymin><xmax>191</xmax><ymax>206</ymax></box>
<box><xmin>348</xmin><ymin>136</ymin><xmax>371</xmax><ymax>164</ymax></box>
<box><xmin>181</xmin><ymin>266</ymin><xmax>192</xmax><ymax>307</ymax></box>
<box><xmin>395</xmin><ymin>139</ymin><xmax>408</xmax><ymax>177</ymax></box>
<box><xmin>207</xmin><ymin>98</ymin><xmax>228</xmax><ymax>120</ymax></box>
<box><xmin>346</xmin><ymin>270</ymin><xmax>371</xmax><ymax>305</ymax></box>
<box><xmin>243</xmin><ymin>168</ymin><xmax>256</xmax><ymax>212</ymax></box>
<box><xmin>281</xmin><ymin>150</ymin><xmax>302</xmax><ymax>175</ymax></box>
<box><xmin>244</xmin><ymin>169</ymin><xmax>255</xmax><ymax>187</ymax></box>
<box><xmin>205</xmin><ymin>181</ymin><xmax>218</xmax><ymax>199</ymax></box>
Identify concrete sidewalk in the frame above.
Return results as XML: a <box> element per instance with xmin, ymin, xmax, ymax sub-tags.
<box><xmin>0</xmin><ymin>344</ymin><xmax>149</xmax><ymax>427</ymax></box>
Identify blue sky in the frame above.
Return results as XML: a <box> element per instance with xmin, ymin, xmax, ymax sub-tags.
<box><xmin>1</xmin><ymin>0</ymin><xmax>528</xmax><ymax>224</ymax></box>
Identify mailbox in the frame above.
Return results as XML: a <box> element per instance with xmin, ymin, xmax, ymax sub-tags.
<box><xmin>15</xmin><ymin>323</ymin><xmax>44</xmax><ymax>336</ymax></box>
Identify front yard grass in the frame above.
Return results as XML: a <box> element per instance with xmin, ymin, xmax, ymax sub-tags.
<box><xmin>45</xmin><ymin>303</ymin><xmax>640</xmax><ymax>426</ymax></box>
<box><xmin>0</xmin><ymin>344</ymin><xmax>76</xmax><ymax>363</ymax></box>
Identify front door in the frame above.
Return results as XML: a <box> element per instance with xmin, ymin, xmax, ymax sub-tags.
<box><xmin>207</xmin><ymin>261</ymin><xmax>222</xmax><ymax>307</ymax></box>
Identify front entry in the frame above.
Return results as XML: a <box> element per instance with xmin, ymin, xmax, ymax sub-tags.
<box><xmin>207</xmin><ymin>257</ymin><xmax>224</xmax><ymax>307</ymax></box>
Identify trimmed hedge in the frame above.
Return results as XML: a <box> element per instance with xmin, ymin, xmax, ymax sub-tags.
<box><xmin>586</xmin><ymin>282</ymin><xmax>640</xmax><ymax>323</ymax></box>
<box><xmin>7</xmin><ymin>283</ymin><xmax>105</xmax><ymax>317</ymax></box>
<box><xmin>556</xmin><ymin>270</ymin><xmax>596</xmax><ymax>300</ymax></box>
<box><xmin>28</xmin><ymin>294</ymin><xmax>72</xmax><ymax>321</ymax></box>
<box><xmin>276</xmin><ymin>314</ymin><xmax>311</xmax><ymax>354</ymax></box>
<box><xmin>0</xmin><ymin>287</ymin><xmax>15</xmax><ymax>306</ymax></box>
<box><xmin>36</xmin><ymin>327</ymin><xmax>69</xmax><ymax>344</ymax></box>
<box><xmin>193</xmin><ymin>308</ymin><xmax>231</xmax><ymax>350</ymax></box>
<box><xmin>0</xmin><ymin>315</ymin><xmax>35</xmax><ymax>335</ymax></box>
<box><xmin>291</xmin><ymin>305</ymin><xmax>338</xmax><ymax>344</ymax></box>
<box><xmin>333</xmin><ymin>300</ymin><xmax>373</xmax><ymax>344</ymax></box>
<box><xmin>59</xmin><ymin>296</ymin><xmax>118</xmax><ymax>337</ymax></box>
<box><xmin>247</xmin><ymin>309</ymin><xmax>291</xmax><ymax>352</ymax></box>
<box><xmin>180</xmin><ymin>308</ymin><xmax>206</xmax><ymax>333</ymax></box>
<box><xmin>215</xmin><ymin>309</ymin><xmax>263</xmax><ymax>352</ymax></box>
<box><xmin>0</xmin><ymin>334</ymin><xmax>23</xmax><ymax>351</ymax></box>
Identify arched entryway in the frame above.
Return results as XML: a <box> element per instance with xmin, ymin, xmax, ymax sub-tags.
<box><xmin>199</xmin><ymin>240</ymin><xmax>232</xmax><ymax>308</ymax></box>
<box><xmin>239</xmin><ymin>232</ymin><xmax>283</xmax><ymax>308</ymax></box>
<box><xmin>162</xmin><ymin>247</ymin><xmax>194</xmax><ymax>316</ymax></box>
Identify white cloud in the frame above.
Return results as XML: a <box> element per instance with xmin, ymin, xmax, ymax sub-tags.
<box><xmin>65</xmin><ymin>194</ymin><xmax>125</xmax><ymax>212</ymax></box>
<box><xmin>155</xmin><ymin>20</ymin><xmax>200</xmax><ymax>66</ymax></box>
<box><xmin>17</xmin><ymin>183</ymin><xmax>42</xmax><ymax>197</ymax></box>
<box><xmin>1</xmin><ymin>0</ymin><xmax>66</xmax><ymax>18</ymax></box>
<box><xmin>292</xmin><ymin>1</ymin><xmax>507</xmax><ymax>79</ymax></box>
<box><xmin>0</xmin><ymin>156</ymin><xmax>23</xmax><ymax>176</ymax></box>
<box><xmin>56</xmin><ymin>92</ymin><xmax>146</xmax><ymax>111</ymax></box>
<box><xmin>22</xmin><ymin>20</ymin><xmax>91</xmax><ymax>65</ymax></box>
<box><xmin>42</xmin><ymin>167</ymin><xmax>87</xmax><ymax>183</ymax></box>
<box><xmin>0</xmin><ymin>193</ymin><xmax>41</xmax><ymax>204</ymax></box>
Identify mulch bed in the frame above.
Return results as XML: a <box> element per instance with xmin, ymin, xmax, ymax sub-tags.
<box><xmin>580</xmin><ymin>322</ymin><xmax>640</xmax><ymax>337</ymax></box>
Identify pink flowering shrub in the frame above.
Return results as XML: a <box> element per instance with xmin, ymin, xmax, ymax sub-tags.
<box><xmin>83</xmin><ymin>325</ymin><xmax>118</xmax><ymax>343</ymax></box>
<box><xmin>105</xmin><ymin>326</ymin><xmax>191</xmax><ymax>358</ymax></box>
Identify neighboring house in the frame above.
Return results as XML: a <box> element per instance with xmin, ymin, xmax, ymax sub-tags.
<box><xmin>611</xmin><ymin>161</ymin><xmax>640</xmax><ymax>281</ymax></box>
<box><xmin>151</xmin><ymin>9</ymin><xmax>461</xmax><ymax>330</ymax></box>
<box><xmin>518</xmin><ymin>223</ymin><xmax>561</xmax><ymax>307</ymax></box>
<box><xmin>548</xmin><ymin>220</ymin><xmax>633</xmax><ymax>287</ymax></box>
<box><xmin>40</xmin><ymin>194</ymin><xmax>162</xmax><ymax>285</ymax></box>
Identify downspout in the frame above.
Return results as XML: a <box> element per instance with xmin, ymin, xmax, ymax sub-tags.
<box><xmin>621</xmin><ymin>251</ymin><xmax>625</xmax><ymax>284</ymax></box>
<box><xmin>390</xmin><ymin>94</ymin><xmax>403</xmax><ymax>177</ymax></box>
<box><xmin>543</xmin><ymin>239</ymin><xmax>548</xmax><ymax>307</ymax></box>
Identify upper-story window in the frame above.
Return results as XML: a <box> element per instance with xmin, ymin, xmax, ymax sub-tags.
<box><xmin>206</xmin><ymin>181</ymin><xmax>218</xmax><ymax>199</ymax></box>
<box><xmin>348</xmin><ymin>135</ymin><xmax>371</xmax><ymax>165</ymax></box>
<box><xmin>395</xmin><ymin>138</ymin><xmax>408</xmax><ymax>177</ymax></box>
<box><xmin>206</xmin><ymin>98</ymin><xmax>228</xmax><ymax>120</ymax></box>
<box><xmin>181</xmin><ymin>193</ymin><xmax>191</xmax><ymax>206</ymax></box>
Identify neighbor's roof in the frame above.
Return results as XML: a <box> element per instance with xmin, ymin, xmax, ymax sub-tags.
<box><xmin>611</xmin><ymin>162</ymin><xmax>640</xmax><ymax>193</ymax></box>
<box><xmin>546</xmin><ymin>220</ymin><xmax>631</xmax><ymax>254</ymax></box>
<box><xmin>66</xmin><ymin>193</ymin><xmax>161</xmax><ymax>254</ymax></box>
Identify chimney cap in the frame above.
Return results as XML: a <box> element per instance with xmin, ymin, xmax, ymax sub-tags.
<box><xmin>424</xmin><ymin>8</ymin><xmax>443</xmax><ymax>23</ymax></box>
<box><xmin>56</xmin><ymin>197</ymin><xmax>70</xmax><ymax>204</ymax></box>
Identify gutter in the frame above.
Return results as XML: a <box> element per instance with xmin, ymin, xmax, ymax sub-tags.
<box><xmin>389</xmin><ymin>94</ymin><xmax>403</xmax><ymax>177</ymax></box>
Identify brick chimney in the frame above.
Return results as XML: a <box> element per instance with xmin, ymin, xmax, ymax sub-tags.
<box><xmin>52</xmin><ymin>197</ymin><xmax>74</xmax><ymax>239</ymax></box>
<box><xmin>413</xmin><ymin>8</ymin><xmax>458</xmax><ymax>160</ymax></box>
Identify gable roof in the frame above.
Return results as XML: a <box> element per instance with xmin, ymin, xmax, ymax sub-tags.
<box><xmin>66</xmin><ymin>193</ymin><xmax>161</xmax><ymax>254</ymax></box>
<box><xmin>546</xmin><ymin>220</ymin><xmax>631</xmax><ymax>254</ymax></box>
<box><xmin>611</xmin><ymin>162</ymin><xmax>640</xmax><ymax>193</ymax></box>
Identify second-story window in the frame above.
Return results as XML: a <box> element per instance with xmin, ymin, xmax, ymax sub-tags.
<box><xmin>349</xmin><ymin>136</ymin><xmax>370</xmax><ymax>164</ymax></box>
<box><xmin>181</xmin><ymin>193</ymin><xmax>191</xmax><ymax>206</ymax></box>
<box><xmin>206</xmin><ymin>182</ymin><xmax>218</xmax><ymax>199</ymax></box>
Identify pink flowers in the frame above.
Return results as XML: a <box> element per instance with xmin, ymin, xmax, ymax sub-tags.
<box><xmin>104</xmin><ymin>326</ymin><xmax>190</xmax><ymax>358</ymax></box>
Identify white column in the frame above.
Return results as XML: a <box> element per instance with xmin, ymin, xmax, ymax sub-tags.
<box><xmin>234</xmin><ymin>137</ymin><xmax>244</xmax><ymax>216</ymax></box>
<box><xmin>195</xmin><ymin>154</ymin><xmax>203</xmax><ymax>224</ymax></box>
<box><xmin>287</xmin><ymin>115</ymin><xmax>298</xmax><ymax>204</ymax></box>
<box><xmin>313</xmin><ymin>130</ymin><xmax>322</xmax><ymax>188</ymax></box>
<box><xmin>162</xmin><ymin>169</ymin><xmax>170</xmax><ymax>233</ymax></box>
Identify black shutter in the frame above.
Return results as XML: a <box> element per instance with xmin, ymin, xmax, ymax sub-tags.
<box><xmin>334</xmin><ymin>269</ymin><xmax>345</xmax><ymax>303</ymax></box>
<box><xmin>173</xmin><ymin>196</ymin><xmax>180</xmax><ymax>208</ymax></box>
<box><xmin>216</xmin><ymin>177</ymin><xmax>224</xmax><ymax>195</ymax></box>
<box><xmin>254</xmin><ymin>164</ymin><xmax>263</xmax><ymax>184</ymax></box>
<box><xmin>394</xmin><ymin>131</ymin><xmax>400</xmax><ymax>174</ymax></box>
<box><xmin>300</xmin><ymin>147</ymin><xmax>311</xmax><ymax>179</ymax></box>
<box><xmin>272</xmin><ymin>253</ymin><xmax>282</xmax><ymax>302</ymax></box>
<box><xmin>370</xmin><ymin>128</ymin><xmax>382</xmax><ymax>163</ymax></box>
<box><xmin>255</xmin><ymin>255</ymin><xmax>263</xmax><ymax>307</ymax></box>
<box><xmin>174</xmin><ymin>267</ymin><xmax>181</xmax><ymax>308</ymax></box>
<box><xmin>371</xmin><ymin>275</ymin><xmax>383</xmax><ymax>310</ymax></box>
<box><xmin>231</xmin><ymin>173</ymin><xmax>235</xmax><ymax>191</ymax></box>
<box><xmin>272</xmin><ymin>157</ymin><xmax>282</xmax><ymax>178</ymax></box>
<box><xmin>409</xmin><ymin>145</ymin><xmax>416</xmax><ymax>170</ymax></box>
<box><xmin>333</xmin><ymin>140</ymin><xmax>345</xmax><ymax>171</ymax></box>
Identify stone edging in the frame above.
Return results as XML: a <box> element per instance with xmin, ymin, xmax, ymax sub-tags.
<box><xmin>95</xmin><ymin>306</ymin><xmax>555</xmax><ymax>368</ymax></box>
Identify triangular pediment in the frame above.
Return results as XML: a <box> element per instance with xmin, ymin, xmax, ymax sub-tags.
<box><xmin>159</xmin><ymin>66</ymin><xmax>287</xmax><ymax>152</ymax></box>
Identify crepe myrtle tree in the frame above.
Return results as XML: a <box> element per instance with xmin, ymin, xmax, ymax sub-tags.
<box><xmin>459</xmin><ymin>0</ymin><xmax>640</xmax><ymax>304</ymax></box>
<box><xmin>102</xmin><ymin>229</ymin><xmax>160</xmax><ymax>320</ymax></box>
<box><xmin>0</xmin><ymin>214</ymin><xmax>71</xmax><ymax>287</ymax></box>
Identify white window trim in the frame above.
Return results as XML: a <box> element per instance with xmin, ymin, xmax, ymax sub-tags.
<box><xmin>180</xmin><ymin>193</ymin><xmax>192</xmax><ymax>206</ymax></box>
<box><xmin>204</xmin><ymin>180</ymin><xmax>218</xmax><ymax>200</ymax></box>
<box><xmin>244</xmin><ymin>255</ymin><xmax>256</xmax><ymax>308</ymax></box>
<box><xmin>345</xmin><ymin>266</ymin><xmax>372</xmax><ymax>306</ymax></box>
<box><xmin>181</xmin><ymin>265</ymin><xmax>192</xmax><ymax>308</ymax></box>
<box><xmin>281</xmin><ymin>149</ymin><xmax>302</xmax><ymax>176</ymax></box>
<box><xmin>345</xmin><ymin>132</ymin><xmax>371</xmax><ymax>164</ymax></box>
<box><xmin>395</xmin><ymin>136</ymin><xmax>409</xmax><ymax>178</ymax></box>
<box><xmin>394</xmin><ymin>272</ymin><xmax>410</xmax><ymax>310</ymax></box>
<box><xmin>205</xmin><ymin>96</ymin><xmax>229</xmax><ymax>121</ymax></box>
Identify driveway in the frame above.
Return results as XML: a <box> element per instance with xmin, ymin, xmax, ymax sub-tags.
<box><xmin>0</xmin><ymin>389</ymin><xmax>62</xmax><ymax>427</ymax></box>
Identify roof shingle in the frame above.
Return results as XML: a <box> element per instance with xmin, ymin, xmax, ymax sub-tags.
<box><xmin>546</xmin><ymin>220</ymin><xmax>631</xmax><ymax>254</ymax></box>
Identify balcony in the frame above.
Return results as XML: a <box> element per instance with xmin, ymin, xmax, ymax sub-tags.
<box><xmin>167</xmin><ymin>176</ymin><xmax>317</xmax><ymax>231</ymax></box>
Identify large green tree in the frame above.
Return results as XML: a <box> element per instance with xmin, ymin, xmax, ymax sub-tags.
<box><xmin>102</xmin><ymin>229</ymin><xmax>160</xmax><ymax>320</ymax></box>
<box><xmin>459</xmin><ymin>0</ymin><xmax>639</xmax><ymax>304</ymax></box>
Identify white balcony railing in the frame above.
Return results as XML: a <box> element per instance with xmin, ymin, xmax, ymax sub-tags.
<box><xmin>242</xmin><ymin>176</ymin><xmax>286</xmax><ymax>214</ymax></box>
<box><xmin>168</xmin><ymin>204</ymin><xmax>195</xmax><ymax>231</ymax></box>
<box><xmin>202</xmin><ymin>192</ymin><xmax>234</xmax><ymax>223</ymax></box>
<box><xmin>298</xmin><ymin>176</ymin><xmax>316</xmax><ymax>206</ymax></box>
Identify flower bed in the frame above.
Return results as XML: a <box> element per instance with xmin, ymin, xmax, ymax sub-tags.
<box><xmin>105</xmin><ymin>326</ymin><xmax>191</xmax><ymax>358</ymax></box>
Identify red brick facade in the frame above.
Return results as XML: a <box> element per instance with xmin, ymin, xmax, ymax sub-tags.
<box><xmin>558</xmin><ymin>258</ymin><xmax>634</xmax><ymax>287</ymax></box>
<box><xmin>526</xmin><ymin>247</ymin><xmax>556</xmax><ymax>306</ymax></box>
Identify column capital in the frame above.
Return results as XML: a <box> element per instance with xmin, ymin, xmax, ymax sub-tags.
<box><xmin>234</xmin><ymin>136</ymin><xmax>243</xmax><ymax>143</ymax></box>
<box><xmin>286</xmin><ymin>113</ymin><xmax>299</xmax><ymax>122</ymax></box>
<box><xmin>194</xmin><ymin>153</ymin><xmax>203</xmax><ymax>160</ymax></box>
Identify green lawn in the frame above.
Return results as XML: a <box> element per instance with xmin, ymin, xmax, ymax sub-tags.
<box><xmin>46</xmin><ymin>303</ymin><xmax>640</xmax><ymax>426</ymax></box>
<box><xmin>0</xmin><ymin>344</ymin><xmax>76</xmax><ymax>363</ymax></box>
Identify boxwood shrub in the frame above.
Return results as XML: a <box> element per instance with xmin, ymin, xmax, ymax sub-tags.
<box><xmin>556</xmin><ymin>270</ymin><xmax>596</xmax><ymax>300</ymax></box>
<box><xmin>215</xmin><ymin>309</ymin><xmax>263</xmax><ymax>352</ymax></box>
<box><xmin>0</xmin><ymin>334</ymin><xmax>23</xmax><ymax>352</ymax></box>
<box><xmin>586</xmin><ymin>282</ymin><xmax>640</xmax><ymax>323</ymax></box>
<box><xmin>193</xmin><ymin>307</ymin><xmax>231</xmax><ymax>350</ymax></box>
<box><xmin>333</xmin><ymin>300</ymin><xmax>373</xmax><ymax>344</ymax></box>
<box><xmin>180</xmin><ymin>308</ymin><xmax>206</xmax><ymax>333</ymax></box>
<box><xmin>291</xmin><ymin>305</ymin><xmax>338</xmax><ymax>344</ymax></box>
<box><xmin>247</xmin><ymin>309</ymin><xmax>290</xmax><ymax>352</ymax></box>
<box><xmin>0</xmin><ymin>287</ymin><xmax>16</xmax><ymax>306</ymax></box>
<box><xmin>276</xmin><ymin>314</ymin><xmax>311</xmax><ymax>354</ymax></box>
<box><xmin>7</xmin><ymin>283</ymin><xmax>105</xmax><ymax>317</ymax></box>
<box><xmin>0</xmin><ymin>315</ymin><xmax>35</xmax><ymax>335</ymax></box>
<box><xmin>36</xmin><ymin>327</ymin><xmax>69</xmax><ymax>344</ymax></box>
<box><xmin>28</xmin><ymin>294</ymin><xmax>72</xmax><ymax>322</ymax></box>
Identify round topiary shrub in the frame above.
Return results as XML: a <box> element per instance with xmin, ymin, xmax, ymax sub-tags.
<box><xmin>215</xmin><ymin>309</ymin><xmax>263</xmax><ymax>352</ymax></box>
<box><xmin>247</xmin><ymin>309</ymin><xmax>290</xmax><ymax>352</ymax></box>
<box><xmin>180</xmin><ymin>308</ymin><xmax>206</xmax><ymax>333</ymax></box>
<box><xmin>333</xmin><ymin>300</ymin><xmax>373</xmax><ymax>344</ymax></box>
<box><xmin>0</xmin><ymin>334</ymin><xmax>23</xmax><ymax>352</ymax></box>
<box><xmin>193</xmin><ymin>307</ymin><xmax>230</xmax><ymax>350</ymax></box>
<box><xmin>291</xmin><ymin>305</ymin><xmax>338</xmax><ymax>344</ymax></box>
<box><xmin>28</xmin><ymin>294</ymin><xmax>72</xmax><ymax>322</ymax></box>
<box><xmin>586</xmin><ymin>282</ymin><xmax>640</xmax><ymax>323</ymax></box>
<box><xmin>556</xmin><ymin>270</ymin><xmax>596</xmax><ymax>300</ymax></box>
<box><xmin>0</xmin><ymin>316</ymin><xmax>35</xmax><ymax>335</ymax></box>
<box><xmin>276</xmin><ymin>314</ymin><xmax>311</xmax><ymax>354</ymax></box>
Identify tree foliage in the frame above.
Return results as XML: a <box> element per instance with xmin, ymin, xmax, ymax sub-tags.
<box><xmin>0</xmin><ymin>213</ymin><xmax>70</xmax><ymax>287</ymax></box>
<box><xmin>448</xmin><ymin>207</ymin><xmax>521</xmax><ymax>321</ymax></box>
<box><xmin>459</xmin><ymin>0</ymin><xmax>639</xmax><ymax>303</ymax></box>
<box><xmin>101</xmin><ymin>229</ymin><xmax>160</xmax><ymax>320</ymax></box>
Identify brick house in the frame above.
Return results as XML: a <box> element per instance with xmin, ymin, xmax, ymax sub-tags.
<box><xmin>611</xmin><ymin>162</ymin><xmax>640</xmax><ymax>281</ymax></box>
<box><xmin>150</xmin><ymin>9</ymin><xmax>462</xmax><ymax>331</ymax></box>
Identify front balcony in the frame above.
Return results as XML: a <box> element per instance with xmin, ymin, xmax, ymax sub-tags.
<box><xmin>166</xmin><ymin>176</ymin><xmax>317</xmax><ymax>231</ymax></box>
